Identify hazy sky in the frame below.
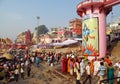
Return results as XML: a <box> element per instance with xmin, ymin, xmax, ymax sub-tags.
<box><xmin>0</xmin><ymin>0</ymin><xmax>120</xmax><ymax>41</ymax></box>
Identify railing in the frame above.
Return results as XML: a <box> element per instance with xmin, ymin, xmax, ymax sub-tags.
<box><xmin>100</xmin><ymin>77</ymin><xmax>120</xmax><ymax>84</ymax></box>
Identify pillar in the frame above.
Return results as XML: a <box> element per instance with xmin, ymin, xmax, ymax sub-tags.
<box><xmin>81</xmin><ymin>7</ymin><xmax>110</xmax><ymax>59</ymax></box>
<box><xmin>98</xmin><ymin>10</ymin><xmax>107</xmax><ymax>58</ymax></box>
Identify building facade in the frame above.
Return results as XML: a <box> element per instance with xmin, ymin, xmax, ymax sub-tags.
<box><xmin>69</xmin><ymin>18</ymin><xmax>82</xmax><ymax>37</ymax></box>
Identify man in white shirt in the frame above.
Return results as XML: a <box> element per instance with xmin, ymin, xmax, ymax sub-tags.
<box><xmin>30</xmin><ymin>56</ymin><xmax>35</xmax><ymax>63</ymax></box>
<box><xmin>114</xmin><ymin>61</ymin><xmax>120</xmax><ymax>68</ymax></box>
<box><xmin>83</xmin><ymin>62</ymin><xmax>91</xmax><ymax>84</ymax></box>
<box><xmin>80</xmin><ymin>59</ymin><xmax>85</xmax><ymax>76</ymax></box>
<box><xmin>94</xmin><ymin>58</ymin><xmax>100</xmax><ymax>75</ymax></box>
<box><xmin>114</xmin><ymin>61</ymin><xmax>120</xmax><ymax>83</ymax></box>
<box><xmin>76</xmin><ymin>69</ymin><xmax>81</xmax><ymax>84</ymax></box>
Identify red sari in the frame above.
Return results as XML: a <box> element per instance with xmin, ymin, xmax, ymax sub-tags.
<box><xmin>62</xmin><ymin>57</ymin><xmax>67</xmax><ymax>73</ymax></box>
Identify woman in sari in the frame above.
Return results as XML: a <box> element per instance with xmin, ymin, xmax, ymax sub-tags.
<box><xmin>90</xmin><ymin>59</ymin><xmax>94</xmax><ymax>75</ymax></box>
<box><xmin>67</xmin><ymin>57</ymin><xmax>71</xmax><ymax>73</ymax></box>
<box><xmin>107</xmin><ymin>63</ymin><xmax>114</xmax><ymax>84</ymax></box>
<box><xmin>62</xmin><ymin>56</ymin><xmax>67</xmax><ymax>73</ymax></box>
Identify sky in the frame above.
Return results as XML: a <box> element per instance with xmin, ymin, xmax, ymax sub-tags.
<box><xmin>0</xmin><ymin>0</ymin><xmax>120</xmax><ymax>41</ymax></box>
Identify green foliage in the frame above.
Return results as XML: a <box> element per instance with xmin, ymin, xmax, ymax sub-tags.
<box><xmin>35</xmin><ymin>25</ymin><xmax>49</xmax><ymax>36</ymax></box>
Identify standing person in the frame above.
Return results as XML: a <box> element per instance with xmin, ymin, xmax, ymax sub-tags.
<box><xmin>36</xmin><ymin>57</ymin><xmax>40</xmax><ymax>67</ymax></box>
<box><xmin>14</xmin><ymin>67</ymin><xmax>19</xmax><ymax>82</ymax></box>
<box><xmin>83</xmin><ymin>62</ymin><xmax>91</xmax><ymax>84</ymax></box>
<box><xmin>26</xmin><ymin>64</ymin><xmax>31</xmax><ymax>77</ymax></box>
<box><xmin>67</xmin><ymin>57</ymin><xmax>71</xmax><ymax>73</ymax></box>
<box><xmin>76</xmin><ymin>59</ymin><xmax>80</xmax><ymax>71</ymax></box>
<box><xmin>94</xmin><ymin>58</ymin><xmax>100</xmax><ymax>75</ymax></box>
<box><xmin>4</xmin><ymin>67</ymin><xmax>9</xmax><ymax>83</ymax></box>
<box><xmin>20</xmin><ymin>67</ymin><xmax>24</xmax><ymax>79</ymax></box>
<box><xmin>105</xmin><ymin>56</ymin><xmax>111</xmax><ymax>65</ymax></box>
<box><xmin>114</xmin><ymin>61</ymin><xmax>120</xmax><ymax>84</ymax></box>
<box><xmin>102</xmin><ymin>58</ymin><xmax>108</xmax><ymax>68</ymax></box>
<box><xmin>107</xmin><ymin>63</ymin><xmax>114</xmax><ymax>84</ymax></box>
<box><xmin>25</xmin><ymin>59</ymin><xmax>29</xmax><ymax>67</ymax></box>
<box><xmin>74</xmin><ymin>59</ymin><xmax>80</xmax><ymax>76</ymax></box>
<box><xmin>76</xmin><ymin>69</ymin><xmax>81</xmax><ymax>84</ymax></box>
<box><xmin>90</xmin><ymin>59</ymin><xmax>94</xmax><ymax>75</ymax></box>
<box><xmin>30</xmin><ymin>56</ymin><xmax>35</xmax><ymax>64</ymax></box>
<box><xmin>70</xmin><ymin>58</ymin><xmax>74</xmax><ymax>75</ymax></box>
<box><xmin>80</xmin><ymin>59</ymin><xmax>85</xmax><ymax>76</ymax></box>
<box><xmin>117</xmin><ymin>68</ymin><xmax>120</xmax><ymax>84</ymax></box>
<box><xmin>61</xmin><ymin>56</ymin><xmax>67</xmax><ymax>73</ymax></box>
<box><xmin>96</xmin><ymin>62</ymin><xmax>106</xmax><ymax>84</ymax></box>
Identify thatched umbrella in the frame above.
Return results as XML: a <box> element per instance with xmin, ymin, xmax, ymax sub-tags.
<box><xmin>2</xmin><ymin>53</ymin><xmax>14</xmax><ymax>60</ymax></box>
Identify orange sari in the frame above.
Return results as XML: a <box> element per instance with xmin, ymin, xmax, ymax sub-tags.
<box><xmin>90</xmin><ymin>60</ymin><xmax>94</xmax><ymax>75</ymax></box>
<box><xmin>67</xmin><ymin>58</ymin><xmax>71</xmax><ymax>73</ymax></box>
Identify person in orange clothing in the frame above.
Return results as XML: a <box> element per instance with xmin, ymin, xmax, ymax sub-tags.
<box><xmin>67</xmin><ymin>57</ymin><xmax>71</xmax><ymax>73</ymax></box>
<box><xmin>90</xmin><ymin>59</ymin><xmax>94</xmax><ymax>75</ymax></box>
<box><xmin>105</xmin><ymin>56</ymin><xmax>111</xmax><ymax>65</ymax></box>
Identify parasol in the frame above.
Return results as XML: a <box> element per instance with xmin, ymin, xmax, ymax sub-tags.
<box><xmin>3</xmin><ymin>53</ymin><xmax>14</xmax><ymax>60</ymax></box>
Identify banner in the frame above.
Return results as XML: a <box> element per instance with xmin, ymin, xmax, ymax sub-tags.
<box><xmin>82</xmin><ymin>18</ymin><xmax>99</xmax><ymax>56</ymax></box>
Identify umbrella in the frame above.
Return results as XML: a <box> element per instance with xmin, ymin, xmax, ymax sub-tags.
<box><xmin>1</xmin><ymin>49</ymin><xmax>7</xmax><ymax>54</ymax></box>
<box><xmin>3</xmin><ymin>53</ymin><xmax>14</xmax><ymax>60</ymax></box>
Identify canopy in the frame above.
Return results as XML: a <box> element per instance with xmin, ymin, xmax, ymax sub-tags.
<box><xmin>62</xmin><ymin>39</ymin><xmax>78</xmax><ymax>45</ymax></box>
<box><xmin>50</xmin><ymin>39</ymin><xmax>78</xmax><ymax>46</ymax></box>
<box><xmin>74</xmin><ymin>38</ymin><xmax>82</xmax><ymax>41</ymax></box>
<box><xmin>51</xmin><ymin>43</ymin><xmax>63</xmax><ymax>46</ymax></box>
<box><xmin>2</xmin><ymin>53</ymin><xmax>14</xmax><ymax>60</ymax></box>
<box><xmin>37</xmin><ymin>44</ymin><xmax>51</xmax><ymax>48</ymax></box>
<box><xmin>35</xmin><ymin>39</ymin><xmax>78</xmax><ymax>48</ymax></box>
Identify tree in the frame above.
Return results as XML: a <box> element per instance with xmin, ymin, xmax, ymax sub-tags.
<box><xmin>35</xmin><ymin>25</ymin><xmax>49</xmax><ymax>36</ymax></box>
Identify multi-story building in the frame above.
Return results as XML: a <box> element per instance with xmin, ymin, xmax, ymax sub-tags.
<box><xmin>110</xmin><ymin>18</ymin><xmax>120</xmax><ymax>31</ymax></box>
<box><xmin>51</xmin><ymin>27</ymin><xmax>59</xmax><ymax>32</ymax></box>
<box><xmin>39</xmin><ymin>34</ymin><xmax>62</xmax><ymax>44</ymax></box>
<box><xmin>50</xmin><ymin>27</ymin><xmax>72</xmax><ymax>39</ymax></box>
<box><xmin>106</xmin><ymin>18</ymin><xmax>120</xmax><ymax>42</ymax></box>
<box><xmin>69</xmin><ymin>18</ymin><xmax>82</xmax><ymax>37</ymax></box>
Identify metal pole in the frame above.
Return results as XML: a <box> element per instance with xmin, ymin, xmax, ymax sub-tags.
<box><xmin>111</xmin><ymin>12</ymin><xmax>113</xmax><ymax>24</ymax></box>
<box><xmin>36</xmin><ymin>16</ymin><xmax>40</xmax><ymax>43</ymax></box>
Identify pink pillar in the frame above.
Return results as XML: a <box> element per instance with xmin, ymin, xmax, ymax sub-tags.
<box><xmin>81</xmin><ymin>8</ymin><xmax>107</xmax><ymax>58</ymax></box>
<box><xmin>77</xmin><ymin>1</ymin><xmax>113</xmax><ymax>59</ymax></box>
<box><xmin>98</xmin><ymin>11</ymin><xmax>107</xmax><ymax>58</ymax></box>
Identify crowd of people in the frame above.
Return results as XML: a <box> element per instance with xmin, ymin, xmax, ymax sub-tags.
<box><xmin>0</xmin><ymin>49</ymin><xmax>32</xmax><ymax>83</ymax></box>
<box><xmin>0</xmin><ymin>49</ymin><xmax>120</xmax><ymax>84</ymax></box>
<box><xmin>0</xmin><ymin>49</ymin><xmax>63</xmax><ymax>83</ymax></box>
<box><xmin>61</xmin><ymin>53</ymin><xmax>120</xmax><ymax>84</ymax></box>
